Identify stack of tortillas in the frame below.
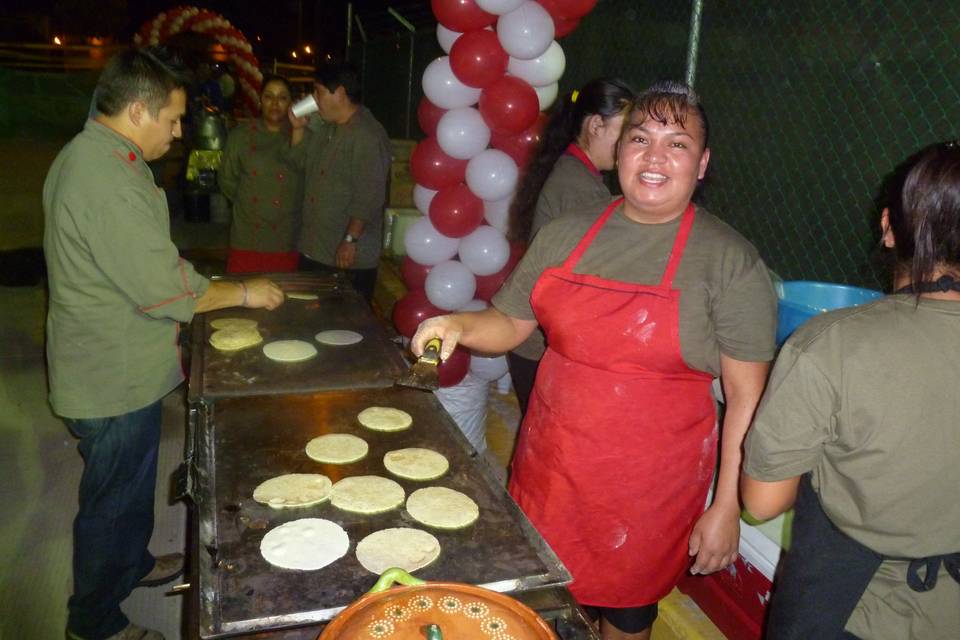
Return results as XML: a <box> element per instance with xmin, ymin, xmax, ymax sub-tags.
<box><xmin>383</xmin><ymin>448</ymin><xmax>449</xmax><ymax>480</ymax></box>
<box><xmin>263</xmin><ymin>339</ymin><xmax>317</xmax><ymax>362</ymax></box>
<box><xmin>259</xmin><ymin>518</ymin><xmax>348</xmax><ymax>570</ymax></box>
<box><xmin>209</xmin><ymin>318</ymin><xmax>262</xmax><ymax>351</ymax></box>
<box><xmin>406</xmin><ymin>487</ymin><xmax>479</xmax><ymax>529</ymax></box>
<box><xmin>305</xmin><ymin>434</ymin><xmax>368</xmax><ymax>464</ymax></box>
<box><xmin>355</xmin><ymin>528</ymin><xmax>441</xmax><ymax>575</ymax></box>
<box><xmin>357</xmin><ymin>406</ymin><xmax>412</xmax><ymax>432</ymax></box>
<box><xmin>331</xmin><ymin>476</ymin><xmax>405</xmax><ymax>514</ymax></box>
<box><xmin>252</xmin><ymin>473</ymin><xmax>332</xmax><ymax>508</ymax></box>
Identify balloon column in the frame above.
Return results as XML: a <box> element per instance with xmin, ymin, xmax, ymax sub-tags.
<box><xmin>397</xmin><ymin>0</ymin><xmax>596</xmax><ymax>386</ymax></box>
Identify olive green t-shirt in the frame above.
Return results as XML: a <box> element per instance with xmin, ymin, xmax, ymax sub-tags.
<box><xmin>493</xmin><ymin>203</ymin><xmax>777</xmax><ymax>375</ymax></box>
<box><xmin>219</xmin><ymin>120</ymin><xmax>302</xmax><ymax>253</ymax></box>
<box><xmin>287</xmin><ymin>106</ymin><xmax>390</xmax><ymax>269</ymax></box>
<box><xmin>43</xmin><ymin>119</ymin><xmax>210</xmax><ymax>419</ymax></box>
<box><xmin>743</xmin><ymin>296</ymin><xmax>960</xmax><ymax>639</ymax></box>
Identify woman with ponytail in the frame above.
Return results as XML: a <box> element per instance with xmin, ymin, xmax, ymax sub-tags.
<box><xmin>507</xmin><ymin>78</ymin><xmax>634</xmax><ymax>415</ymax></box>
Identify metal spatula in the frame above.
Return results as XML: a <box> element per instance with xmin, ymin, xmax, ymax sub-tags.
<box><xmin>395</xmin><ymin>337</ymin><xmax>441</xmax><ymax>391</ymax></box>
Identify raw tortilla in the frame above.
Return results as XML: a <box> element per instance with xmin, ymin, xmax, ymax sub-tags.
<box><xmin>355</xmin><ymin>528</ymin><xmax>441</xmax><ymax>575</ymax></box>
<box><xmin>406</xmin><ymin>487</ymin><xmax>479</xmax><ymax>530</ymax></box>
<box><xmin>210</xmin><ymin>317</ymin><xmax>258</xmax><ymax>331</ymax></box>
<box><xmin>314</xmin><ymin>330</ymin><xmax>363</xmax><ymax>346</ymax></box>
<box><xmin>286</xmin><ymin>291</ymin><xmax>319</xmax><ymax>300</ymax></box>
<box><xmin>263</xmin><ymin>339</ymin><xmax>318</xmax><ymax>362</ymax></box>
<box><xmin>252</xmin><ymin>473</ymin><xmax>333</xmax><ymax>508</ymax></box>
<box><xmin>357</xmin><ymin>406</ymin><xmax>412</xmax><ymax>432</ymax></box>
<box><xmin>259</xmin><ymin>518</ymin><xmax>349</xmax><ymax>571</ymax></box>
<box><xmin>331</xmin><ymin>475</ymin><xmax>405</xmax><ymax>514</ymax></box>
<box><xmin>383</xmin><ymin>448</ymin><xmax>449</xmax><ymax>481</ymax></box>
<box><xmin>305</xmin><ymin>434</ymin><xmax>369</xmax><ymax>464</ymax></box>
<box><xmin>209</xmin><ymin>327</ymin><xmax>263</xmax><ymax>351</ymax></box>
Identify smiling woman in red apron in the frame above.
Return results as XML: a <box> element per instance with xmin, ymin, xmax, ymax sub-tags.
<box><xmin>412</xmin><ymin>82</ymin><xmax>777</xmax><ymax>639</ymax></box>
<box><xmin>741</xmin><ymin>142</ymin><xmax>960</xmax><ymax>640</ymax></box>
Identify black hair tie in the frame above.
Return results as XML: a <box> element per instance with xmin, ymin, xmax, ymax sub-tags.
<box><xmin>895</xmin><ymin>274</ymin><xmax>960</xmax><ymax>294</ymax></box>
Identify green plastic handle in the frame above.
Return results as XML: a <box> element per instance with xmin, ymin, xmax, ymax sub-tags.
<box><xmin>368</xmin><ymin>567</ymin><xmax>426</xmax><ymax>594</ymax></box>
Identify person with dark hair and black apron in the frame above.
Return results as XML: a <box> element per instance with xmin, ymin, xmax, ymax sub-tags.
<box><xmin>741</xmin><ymin>140</ymin><xmax>960</xmax><ymax>640</ymax></box>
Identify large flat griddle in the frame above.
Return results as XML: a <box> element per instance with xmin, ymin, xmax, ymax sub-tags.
<box><xmin>189</xmin><ymin>275</ymin><xmax>406</xmax><ymax>401</ymax></box>
<box><xmin>193</xmin><ymin>387</ymin><xmax>569</xmax><ymax>638</ymax></box>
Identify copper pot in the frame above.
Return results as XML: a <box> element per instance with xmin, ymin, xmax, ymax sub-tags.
<box><xmin>318</xmin><ymin>568</ymin><xmax>558</xmax><ymax>640</ymax></box>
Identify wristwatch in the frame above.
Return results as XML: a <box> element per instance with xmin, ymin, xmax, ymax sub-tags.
<box><xmin>343</xmin><ymin>233</ymin><xmax>358</xmax><ymax>243</ymax></box>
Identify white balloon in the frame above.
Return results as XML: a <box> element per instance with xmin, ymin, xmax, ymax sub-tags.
<box><xmin>436</xmin><ymin>24</ymin><xmax>461</xmax><ymax>54</ymax></box>
<box><xmin>476</xmin><ymin>0</ymin><xmax>525</xmax><ymax>15</ymax></box>
<box><xmin>404</xmin><ymin>217</ymin><xmax>460</xmax><ymax>266</ymax></box>
<box><xmin>533</xmin><ymin>82</ymin><xmax>559</xmax><ymax>110</ymax></box>
<box><xmin>436</xmin><ymin>107</ymin><xmax>491</xmax><ymax>160</ymax></box>
<box><xmin>483</xmin><ymin>195</ymin><xmax>512</xmax><ymax>233</ymax></box>
<box><xmin>413</xmin><ymin>184</ymin><xmax>438</xmax><ymax>216</ymax></box>
<box><xmin>466</xmin><ymin>149</ymin><xmax>519</xmax><ymax>201</ymax></box>
<box><xmin>458</xmin><ymin>298</ymin><xmax>489</xmax><ymax>312</ymax></box>
<box><xmin>469</xmin><ymin>353</ymin><xmax>509</xmax><ymax>381</ymax></box>
<box><xmin>425</xmin><ymin>260</ymin><xmax>477</xmax><ymax>311</ymax></box>
<box><xmin>497</xmin><ymin>1</ymin><xmax>555</xmax><ymax>60</ymax></box>
<box><xmin>422</xmin><ymin>57</ymin><xmax>483</xmax><ymax>110</ymax></box>
<box><xmin>507</xmin><ymin>41</ymin><xmax>565</xmax><ymax>86</ymax></box>
<box><xmin>459</xmin><ymin>225</ymin><xmax>510</xmax><ymax>276</ymax></box>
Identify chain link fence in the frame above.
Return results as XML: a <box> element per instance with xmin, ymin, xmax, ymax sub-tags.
<box><xmin>349</xmin><ymin>0</ymin><xmax>960</xmax><ymax>288</ymax></box>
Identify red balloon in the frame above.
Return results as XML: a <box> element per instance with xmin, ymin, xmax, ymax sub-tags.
<box><xmin>553</xmin><ymin>15</ymin><xmax>580</xmax><ymax>37</ymax></box>
<box><xmin>479</xmin><ymin>76</ymin><xmax>540</xmax><ymax>136</ymax></box>
<box><xmin>392</xmin><ymin>288</ymin><xmax>443</xmax><ymax>338</ymax></box>
<box><xmin>431</xmin><ymin>0</ymin><xmax>496</xmax><ymax>32</ymax></box>
<box><xmin>490</xmin><ymin>113</ymin><xmax>548</xmax><ymax>170</ymax></box>
<box><xmin>428</xmin><ymin>183</ymin><xmax>485</xmax><ymax>238</ymax></box>
<box><xmin>474</xmin><ymin>241</ymin><xmax>525</xmax><ymax>301</ymax></box>
<box><xmin>537</xmin><ymin>0</ymin><xmax>595</xmax><ymax>20</ymax></box>
<box><xmin>438</xmin><ymin>345</ymin><xmax>470</xmax><ymax>387</ymax></box>
<box><xmin>401</xmin><ymin>256</ymin><xmax>432</xmax><ymax>290</ymax></box>
<box><xmin>449</xmin><ymin>29</ymin><xmax>509</xmax><ymax>88</ymax></box>
<box><xmin>410</xmin><ymin>137</ymin><xmax>469</xmax><ymax>190</ymax></box>
<box><xmin>417</xmin><ymin>97</ymin><xmax>446</xmax><ymax>137</ymax></box>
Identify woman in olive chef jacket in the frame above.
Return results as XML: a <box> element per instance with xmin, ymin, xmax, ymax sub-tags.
<box><xmin>506</xmin><ymin>78</ymin><xmax>633</xmax><ymax>416</ymax></box>
<box><xmin>741</xmin><ymin>141</ymin><xmax>960</xmax><ymax>640</ymax></box>
<box><xmin>412</xmin><ymin>82</ymin><xmax>777</xmax><ymax>639</ymax></box>
<box><xmin>219</xmin><ymin>75</ymin><xmax>302</xmax><ymax>273</ymax></box>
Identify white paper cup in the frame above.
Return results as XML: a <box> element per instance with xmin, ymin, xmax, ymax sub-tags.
<box><xmin>291</xmin><ymin>94</ymin><xmax>319</xmax><ymax>118</ymax></box>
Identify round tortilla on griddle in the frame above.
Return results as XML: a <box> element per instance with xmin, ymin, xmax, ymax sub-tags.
<box><xmin>305</xmin><ymin>433</ymin><xmax>369</xmax><ymax>464</ymax></box>
<box><xmin>355</xmin><ymin>527</ymin><xmax>441</xmax><ymax>575</ymax></box>
<box><xmin>252</xmin><ymin>473</ymin><xmax>333</xmax><ymax>508</ymax></box>
<box><xmin>406</xmin><ymin>486</ymin><xmax>479</xmax><ymax>530</ymax></box>
<box><xmin>209</xmin><ymin>327</ymin><xmax>263</xmax><ymax>351</ymax></box>
<box><xmin>357</xmin><ymin>406</ymin><xmax>412</xmax><ymax>432</ymax></box>
<box><xmin>263</xmin><ymin>339</ymin><xmax>318</xmax><ymax>362</ymax></box>
<box><xmin>210</xmin><ymin>317</ymin><xmax>259</xmax><ymax>331</ymax></box>
<box><xmin>315</xmin><ymin>329</ymin><xmax>363</xmax><ymax>346</ymax></box>
<box><xmin>331</xmin><ymin>475</ymin><xmax>405</xmax><ymax>514</ymax></box>
<box><xmin>259</xmin><ymin>518</ymin><xmax>348</xmax><ymax>571</ymax></box>
<box><xmin>383</xmin><ymin>448</ymin><xmax>449</xmax><ymax>481</ymax></box>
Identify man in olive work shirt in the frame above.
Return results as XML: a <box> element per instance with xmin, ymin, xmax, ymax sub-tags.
<box><xmin>288</xmin><ymin>61</ymin><xmax>391</xmax><ymax>302</ymax></box>
<box><xmin>43</xmin><ymin>47</ymin><xmax>283</xmax><ymax>640</ymax></box>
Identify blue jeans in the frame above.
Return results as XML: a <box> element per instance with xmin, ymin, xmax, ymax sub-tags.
<box><xmin>65</xmin><ymin>401</ymin><xmax>162</xmax><ymax>639</ymax></box>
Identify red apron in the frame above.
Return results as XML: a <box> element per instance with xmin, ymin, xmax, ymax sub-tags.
<box><xmin>508</xmin><ymin>198</ymin><xmax>717</xmax><ymax>607</ymax></box>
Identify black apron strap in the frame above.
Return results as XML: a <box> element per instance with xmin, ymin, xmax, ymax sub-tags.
<box><xmin>765</xmin><ymin>475</ymin><xmax>883</xmax><ymax>639</ymax></box>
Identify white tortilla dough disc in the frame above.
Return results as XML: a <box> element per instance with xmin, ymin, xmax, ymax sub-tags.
<box><xmin>253</xmin><ymin>473</ymin><xmax>333</xmax><ymax>508</ymax></box>
<box><xmin>305</xmin><ymin>434</ymin><xmax>369</xmax><ymax>464</ymax></box>
<box><xmin>406</xmin><ymin>487</ymin><xmax>479</xmax><ymax>530</ymax></box>
<box><xmin>210</xmin><ymin>317</ymin><xmax>259</xmax><ymax>330</ymax></box>
<box><xmin>286</xmin><ymin>291</ymin><xmax>319</xmax><ymax>300</ymax></box>
<box><xmin>383</xmin><ymin>448</ymin><xmax>449</xmax><ymax>481</ymax></box>
<box><xmin>355</xmin><ymin>528</ymin><xmax>441</xmax><ymax>575</ymax></box>
<box><xmin>209</xmin><ymin>327</ymin><xmax>263</xmax><ymax>351</ymax></box>
<box><xmin>331</xmin><ymin>475</ymin><xmax>405</xmax><ymax>514</ymax></box>
<box><xmin>259</xmin><ymin>518</ymin><xmax>349</xmax><ymax>570</ymax></box>
<box><xmin>315</xmin><ymin>330</ymin><xmax>363</xmax><ymax>346</ymax></box>
<box><xmin>357</xmin><ymin>406</ymin><xmax>413</xmax><ymax>432</ymax></box>
<box><xmin>263</xmin><ymin>339</ymin><xmax>318</xmax><ymax>362</ymax></box>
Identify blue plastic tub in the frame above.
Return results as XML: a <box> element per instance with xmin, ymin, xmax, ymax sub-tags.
<box><xmin>776</xmin><ymin>281</ymin><xmax>884</xmax><ymax>346</ymax></box>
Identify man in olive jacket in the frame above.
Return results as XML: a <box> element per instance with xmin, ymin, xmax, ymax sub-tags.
<box><xmin>44</xmin><ymin>47</ymin><xmax>284</xmax><ymax>640</ymax></box>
